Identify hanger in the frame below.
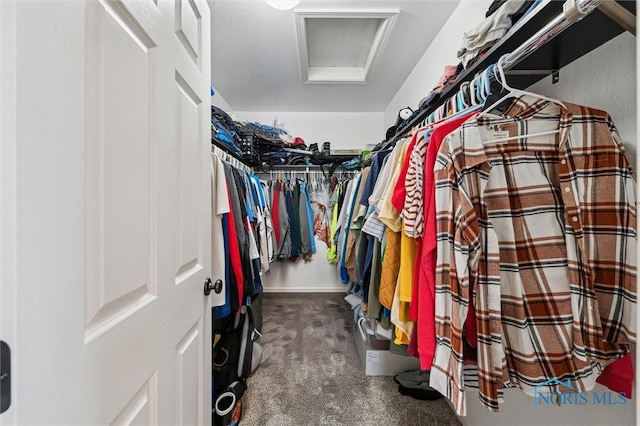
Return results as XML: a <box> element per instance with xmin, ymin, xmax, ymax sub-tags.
<box><xmin>469</xmin><ymin>78</ymin><xmax>478</xmax><ymax>106</ymax></box>
<box><xmin>422</xmin><ymin>63</ymin><xmax>493</xmax><ymax>127</ymax></box>
<box><xmin>478</xmin><ymin>54</ymin><xmax>563</xmax><ymax>143</ymax></box>
<box><xmin>212</xmin><ymin>145</ymin><xmax>254</xmax><ymax>174</ymax></box>
<box><xmin>478</xmin><ymin>54</ymin><xmax>565</xmax><ymax>119</ymax></box>
<box><xmin>460</xmin><ymin>82</ymin><xmax>471</xmax><ymax>109</ymax></box>
<box><xmin>471</xmin><ymin>66</ymin><xmax>491</xmax><ymax>108</ymax></box>
<box><xmin>423</xmin><ymin>77</ymin><xmax>485</xmax><ymax>129</ymax></box>
<box><xmin>456</xmin><ymin>90</ymin><xmax>466</xmax><ymax>112</ymax></box>
<box><xmin>482</xmin><ymin>65</ymin><xmax>493</xmax><ymax>100</ymax></box>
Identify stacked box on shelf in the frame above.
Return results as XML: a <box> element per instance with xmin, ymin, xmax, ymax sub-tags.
<box><xmin>238</xmin><ymin>131</ymin><xmax>260</xmax><ymax>167</ymax></box>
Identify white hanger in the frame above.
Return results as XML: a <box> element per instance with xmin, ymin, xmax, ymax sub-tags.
<box><xmin>480</xmin><ymin>65</ymin><xmax>492</xmax><ymax>101</ymax></box>
<box><xmin>477</xmin><ymin>55</ymin><xmax>564</xmax><ymax>144</ymax></box>
<box><xmin>478</xmin><ymin>54</ymin><xmax>565</xmax><ymax>119</ymax></box>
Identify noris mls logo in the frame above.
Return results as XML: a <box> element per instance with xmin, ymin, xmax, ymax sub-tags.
<box><xmin>533</xmin><ymin>378</ymin><xmax>627</xmax><ymax>407</ymax></box>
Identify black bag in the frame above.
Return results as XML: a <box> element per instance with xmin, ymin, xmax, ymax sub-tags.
<box><xmin>250</xmin><ymin>293</ymin><xmax>263</xmax><ymax>335</ymax></box>
<box><xmin>213</xmin><ymin>305</ymin><xmax>255</xmax><ymax>425</ymax></box>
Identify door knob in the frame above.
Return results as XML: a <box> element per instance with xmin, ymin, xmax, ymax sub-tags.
<box><xmin>204</xmin><ymin>278</ymin><xmax>223</xmax><ymax>296</ymax></box>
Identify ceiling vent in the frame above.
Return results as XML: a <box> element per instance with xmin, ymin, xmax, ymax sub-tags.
<box><xmin>295</xmin><ymin>9</ymin><xmax>399</xmax><ymax>84</ymax></box>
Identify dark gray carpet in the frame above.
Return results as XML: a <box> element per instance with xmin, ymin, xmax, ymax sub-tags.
<box><xmin>241</xmin><ymin>293</ymin><xmax>461</xmax><ymax>425</ymax></box>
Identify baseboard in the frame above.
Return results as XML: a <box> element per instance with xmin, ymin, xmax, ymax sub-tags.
<box><xmin>263</xmin><ymin>286</ymin><xmax>346</xmax><ymax>293</ymax></box>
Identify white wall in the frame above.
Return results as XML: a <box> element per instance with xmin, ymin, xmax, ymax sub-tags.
<box><xmin>383</xmin><ymin>0</ymin><xmax>493</xmax><ymax>128</ymax></box>
<box><xmin>211</xmin><ymin>86</ymin><xmax>233</xmax><ymax>112</ymax></box>
<box><xmin>261</xmin><ymin>241</ymin><xmax>346</xmax><ymax>293</ymax></box>
<box><xmin>529</xmin><ymin>32</ymin><xmax>637</xmax><ymax>166</ymax></box>
<box><xmin>234</xmin><ymin>111</ymin><xmax>384</xmax><ymax>150</ymax></box>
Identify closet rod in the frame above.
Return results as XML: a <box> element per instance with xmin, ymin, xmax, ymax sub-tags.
<box><xmin>264</xmin><ymin>164</ymin><xmax>342</xmax><ymax>170</ymax></box>
<box><xmin>260</xmin><ymin>165</ymin><xmax>338</xmax><ymax>181</ymax></box>
<box><xmin>500</xmin><ymin>0</ymin><xmax>603</xmax><ymax>71</ymax></box>
<box><xmin>391</xmin><ymin>0</ymin><xmax>604</xmax><ymax>143</ymax></box>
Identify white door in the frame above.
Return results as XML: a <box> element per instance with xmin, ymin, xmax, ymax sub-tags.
<box><xmin>0</xmin><ymin>0</ymin><xmax>219</xmax><ymax>424</ymax></box>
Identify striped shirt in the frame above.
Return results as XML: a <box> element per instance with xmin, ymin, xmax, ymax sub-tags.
<box><xmin>430</xmin><ymin>96</ymin><xmax>637</xmax><ymax>415</ymax></box>
<box><xmin>401</xmin><ymin>131</ymin><xmax>427</xmax><ymax>238</ymax></box>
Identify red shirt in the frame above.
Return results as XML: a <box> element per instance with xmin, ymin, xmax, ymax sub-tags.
<box><xmin>272</xmin><ymin>181</ymin><xmax>280</xmax><ymax>246</ymax></box>
<box><xmin>226</xmin><ymin>186</ymin><xmax>244</xmax><ymax>311</ymax></box>
<box><xmin>391</xmin><ymin>132</ymin><xmax>418</xmax><ymax>212</ymax></box>
<box><xmin>596</xmin><ymin>353</ymin><xmax>633</xmax><ymax>398</ymax></box>
<box><xmin>417</xmin><ymin>111</ymin><xmax>478</xmax><ymax>370</ymax></box>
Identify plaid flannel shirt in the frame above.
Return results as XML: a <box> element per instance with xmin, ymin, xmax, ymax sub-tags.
<box><xmin>430</xmin><ymin>96</ymin><xmax>637</xmax><ymax>415</ymax></box>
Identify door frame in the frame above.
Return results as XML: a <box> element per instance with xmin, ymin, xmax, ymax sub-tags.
<box><xmin>0</xmin><ymin>0</ymin><xmax>18</xmax><ymax>423</ymax></box>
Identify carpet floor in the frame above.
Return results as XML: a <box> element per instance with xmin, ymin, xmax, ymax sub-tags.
<box><xmin>240</xmin><ymin>293</ymin><xmax>461</xmax><ymax>426</ymax></box>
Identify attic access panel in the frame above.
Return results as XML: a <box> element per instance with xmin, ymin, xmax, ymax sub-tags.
<box><xmin>295</xmin><ymin>10</ymin><xmax>399</xmax><ymax>84</ymax></box>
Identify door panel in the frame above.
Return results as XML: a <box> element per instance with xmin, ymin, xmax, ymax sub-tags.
<box><xmin>85</xmin><ymin>0</ymin><xmax>158</xmax><ymax>342</ymax></box>
<box><xmin>5</xmin><ymin>0</ymin><xmax>213</xmax><ymax>423</ymax></box>
<box><xmin>175</xmin><ymin>71</ymin><xmax>204</xmax><ymax>284</ymax></box>
<box><xmin>175</xmin><ymin>0</ymin><xmax>202</xmax><ymax>67</ymax></box>
<box><xmin>176</xmin><ymin>319</ymin><xmax>204</xmax><ymax>426</ymax></box>
<box><xmin>111</xmin><ymin>373</ymin><xmax>158</xmax><ymax>426</ymax></box>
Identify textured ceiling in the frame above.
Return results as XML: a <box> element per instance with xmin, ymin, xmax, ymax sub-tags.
<box><xmin>306</xmin><ymin>18</ymin><xmax>380</xmax><ymax>68</ymax></box>
<box><xmin>209</xmin><ymin>0</ymin><xmax>461</xmax><ymax>112</ymax></box>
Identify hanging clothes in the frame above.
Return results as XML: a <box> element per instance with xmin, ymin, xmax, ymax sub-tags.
<box><xmin>303</xmin><ymin>181</ymin><xmax>316</xmax><ymax>254</ymax></box>
<box><xmin>334</xmin><ymin>179</ymin><xmax>356</xmax><ymax>270</ymax></box>
<box><xmin>430</xmin><ymin>97</ymin><xmax>637</xmax><ymax>415</ymax></box>
<box><xmin>271</xmin><ymin>180</ymin><xmax>281</xmax><ymax>249</ymax></box>
<box><xmin>212</xmin><ymin>155</ymin><xmax>272</xmax><ymax>319</ymax></box>
<box><xmin>338</xmin><ymin>175</ymin><xmax>362</xmax><ymax>284</ymax></box>
<box><xmin>285</xmin><ymin>182</ymin><xmax>300</xmax><ymax>262</ymax></box>
<box><xmin>384</xmin><ymin>136</ymin><xmax>415</xmax><ymax>346</ymax></box>
<box><xmin>219</xmin><ymin>213</ymin><xmax>237</xmax><ymax>315</ymax></box>
<box><xmin>230</xmin><ymin>168</ymin><xmax>255</xmax><ymax>299</ymax></box>
<box><xmin>222</xmin><ymin>164</ymin><xmax>246</xmax><ymax>313</ymax></box>
<box><xmin>414</xmin><ymin>110</ymin><xmax>479</xmax><ymax>370</ymax></box>
<box><xmin>309</xmin><ymin>177</ymin><xmax>331</xmax><ymax>246</ymax></box>
<box><xmin>298</xmin><ymin>180</ymin><xmax>315</xmax><ymax>260</ymax></box>
<box><xmin>260</xmin><ymin>181</ymin><xmax>275</xmax><ymax>264</ymax></box>
<box><xmin>362</xmin><ymin>152</ymin><xmax>394</xmax><ymax>241</ymax></box>
<box><xmin>250</xmin><ymin>175</ymin><xmax>271</xmax><ymax>273</ymax></box>
<box><xmin>212</xmin><ymin>156</ymin><xmax>231</xmax><ymax>319</ymax></box>
<box><xmin>366</xmin><ymin>238</ymin><xmax>383</xmax><ymax>321</ymax></box>
<box><xmin>344</xmin><ymin>167</ymin><xmax>371</xmax><ymax>283</ymax></box>
<box><xmin>358</xmin><ymin>149</ymin><xmax>392</xmax><ymax>304</ymax></box>
<box><xmin>243</xmin><ymin>174</ymin><xmax>262</xmax><ymax>297</ymax></box>
<box><xmin>377</xmin><ymin>140</ymin><xmax>410</xmax><ymax>311</ymax></box>
<box><xmin>326</xmin><ymin>183</ymin><xmax>341</xmax><ymax>264</ymax></box>
<box><xmin>275</xmin><ymin>181</ymin><xmax>292</xmax><ymax>260</ymax></box>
